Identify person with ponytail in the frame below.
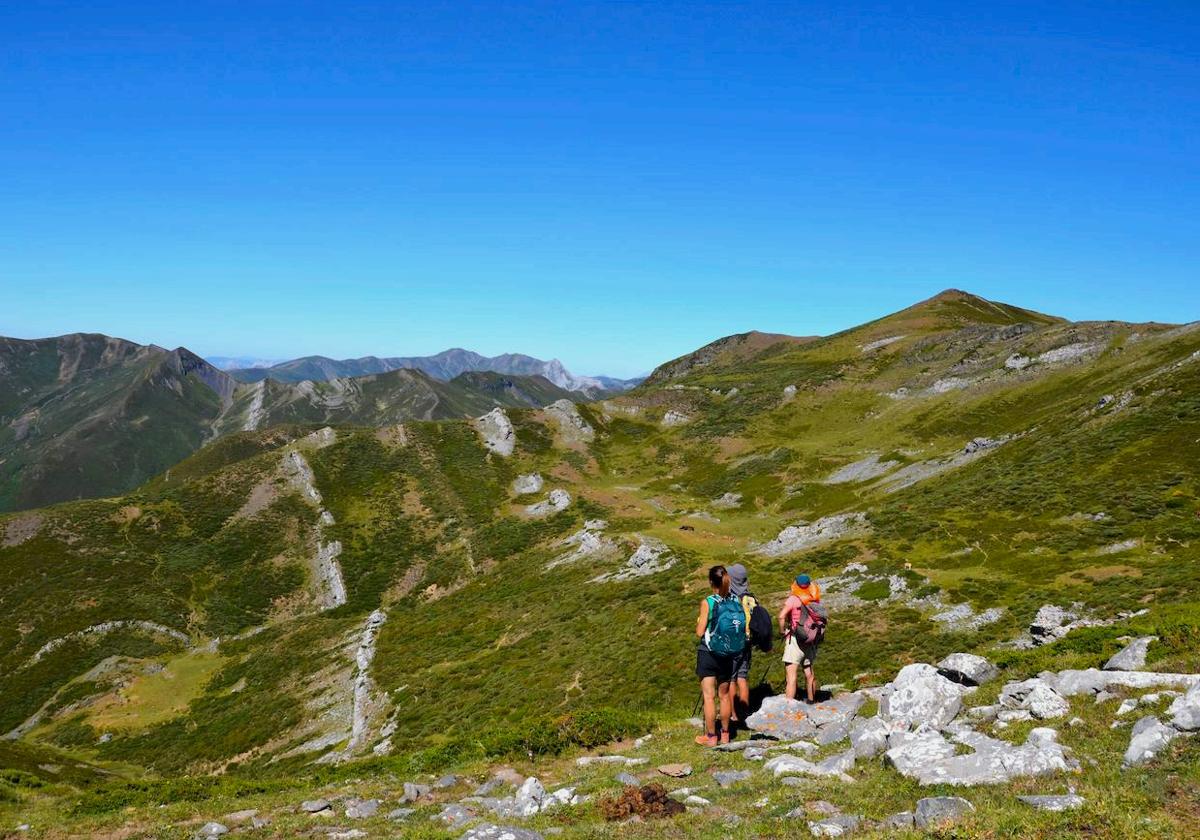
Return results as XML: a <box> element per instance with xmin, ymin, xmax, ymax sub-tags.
<box><xmin>694</xmin><ymin>564</ymin><xmax>746</xmax><ymax>746</ymax></box>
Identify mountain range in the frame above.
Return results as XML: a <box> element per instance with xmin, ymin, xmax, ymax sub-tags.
<box><xmin>219</xmin><ymin>348</ymin><xmax>643</xmax><ymax>397</ymax></box>
<box><xmin>2</xmin><ymin>290</ymin><xmax>1199</xmax><ymax>837</ymax></box>
<box><xmin>0</xmin><ymin>334</ymin><xmax>581</xmax><ymax>512</ymax></box>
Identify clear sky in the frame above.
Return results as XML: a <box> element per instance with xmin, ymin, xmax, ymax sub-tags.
<box><xmin>2</xmin><ymin>2</ymin><xmax>1197</xmax><ymax>377</ymax></box>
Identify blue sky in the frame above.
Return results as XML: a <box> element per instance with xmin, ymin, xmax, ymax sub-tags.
<box><xmin>1</xmin><ymin>2</ymin><xmax>1197</xmax><ymax>377</ymax></box>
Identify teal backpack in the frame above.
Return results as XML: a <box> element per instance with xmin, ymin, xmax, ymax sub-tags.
<box><xmin>705</xmin><ymin>594</ymin><xmax>747</xmax><ymax>656</ymax></box>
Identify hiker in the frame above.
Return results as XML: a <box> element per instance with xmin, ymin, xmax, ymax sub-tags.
<box><xmin>694</xmin><ymin>564</ymin><xmax>745</xmax><ymax>746</ymax></box>
<box><xmin>779</xmin><ymin>573</ymin><xmax>824</xmax><ymax>703</ymax></box>
<box><xmin>726</xmin><ymin>563</ymin><xmax>758</xmax><ymax>728</ymax></box>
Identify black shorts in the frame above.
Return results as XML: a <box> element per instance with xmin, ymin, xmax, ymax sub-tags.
<box><xmin>696</xmin><ymin>647</ymin><xmax>737</xmax><ymax>682</ymax></box>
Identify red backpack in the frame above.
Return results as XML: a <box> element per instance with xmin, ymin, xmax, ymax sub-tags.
<box><xmin>793</xmin><ymin>601</ymin><xmax>828</xmax><ymax>644</ymax></box>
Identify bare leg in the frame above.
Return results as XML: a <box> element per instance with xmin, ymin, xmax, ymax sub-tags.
<box><xmin>717</xmin><ymin>680</ymin><xmax>733</xmax><ymax>737</ymax></box>
<box><xmin>735</xmin><ymin>677</ymin><xmax>750</xmax><ymax>722</ymax></box>
<box><xmin>804</xmin><ymin>664</ymin><xmax>816</xmax><ymax>703</ymax></box>
<box><xmin>784</xmin><ymin>663</ymin><xmax>799</xmax><ymax>700</ymax></box>
<box><xmin>700</xmin><ymin>677</ymin><xmax>717</xmax><ymax>735</ymax></box>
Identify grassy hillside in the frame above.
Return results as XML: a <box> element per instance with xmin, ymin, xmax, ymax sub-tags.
<box><xmin>2</xmin><ymin>291</ymin><xmax>1200</xmax><ymax>837</ymax></box>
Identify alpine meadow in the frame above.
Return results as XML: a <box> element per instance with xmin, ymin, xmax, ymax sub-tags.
<box><xmin>3</xmin><ymin>290</ymin><xmax>1200</xmax><ymax>838</ymax></box>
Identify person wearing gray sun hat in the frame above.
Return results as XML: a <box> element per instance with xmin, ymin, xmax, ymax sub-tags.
<box><xmin>726</xmin><ymin>563</ymin><xmax>754</xmax><ymax>728</ymax></box>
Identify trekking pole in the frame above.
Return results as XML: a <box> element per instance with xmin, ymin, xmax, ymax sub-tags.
<box><xmin>757</xmin><ymin>660</ymin><xmax>774</xmax><ymax>688</ymax></box>
<box><xmin>691</xmin><ymin>691</ymin><xmax>703</xmax><ymax>718</ymax></box>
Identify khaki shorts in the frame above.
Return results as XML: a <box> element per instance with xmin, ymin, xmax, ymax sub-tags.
<box><xmin>782</xmin><ymin>634</ymin><xmax>818</xmax><ymax>667</ymax></box>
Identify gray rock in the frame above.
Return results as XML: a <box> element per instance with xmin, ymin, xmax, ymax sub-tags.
<box><xmin>1018</xmin><ymin>793</ymin><xmax>1086</xmax><ymax>811</ymax></box>
<box><xmin>194</xmin><ymin>823</ymin><xmax>228</xmax><ymax>839</ymax></box>
<box><xmin>387</xmin><ymin>808</ymin><xmax>415</xmax><ymax>820</ymax></box>
<box><xmin>999</xmin><ymin>678</ymin><xmax>1070</xmax><ymax>719</ymax></box>
<box><xmin>966</xmin><ymin>705</ymin><xmax>1000</xmax><ymax>723</ymax></box>
<box><xmin>849</xmin><ymin>716</ymin><xmax>894</xmax><ymax>759</ymax></box>
<box><xmin>1049</xmin><ymin>669</ymin><xmax>1200</xmax><ymax>697</ymax></box>
<box><xmin>460</xmin><ymin>825</ymin><xmax>545</xmax><ymax>840</ymax></box>
<box><xmin>747</xmin><ymin>693</ymin><xmax>865</xmax><ymax>740</ymax></box>
<box><xmin>780</xmin><ymin>776</ymin><xmax>806</xmax><ymax>786</ymax></box>
<box><xmin>816</xmin><ymin>748</ymin><xmax>857</xmax><ymax>776</ymax></box>
<box><xmin>401</xmin><ymin>782</ymin><xmax>432</xmax><ymax>803</ymax></box>
<box><xmin>1116</xmin><ymin>698</ymin><xmax>1139</xmax><ymax>717</ymax></box>
<box><xmin>1123</xmin><ymin>715</ymin><xmax>1179</xmax><ymax>767</ymax></box>
<box><xmin>889</xmin><ymin>726</ymin><xmax>1073</xmax><ymax>786</ymax></box>
<box><xmin>937</xmin><ymin>653</ymin><xmax>1000</xmax><ymax>686</ymax></box>
<box><xmin>1105</xmin><ymin>637</ymin><xmax>1156</xmax><ymax>671</ymax></box>
<box><xmin>345</xmin><ymin>798</ymin><xmax>380</xmax><ymax>819</ymax></box>
<box><xmin>879</xmin><ymin>664</ymin><xmax>964</xmax><ymax>729</ymax></box>
<box><xmin>511</xmin><ymin>473</ymin><xmax>544</xmax><ymax>495</ymax></box>
<box><xmin>615</xmin><ymin>772</ymin><xmax>640</xmax><ymax>786</ymax></box>
<box><xmin>474</xmin><ymin>778</ymin><xmax>504</xmax><ymax>797</ymax></box>
<box><xmin>1169</xmin><ymin>681</ymin><xmax>1200</xmax><ymax>731</ymax></box>
<box><xmin>914</xmin><ymin>796</ymin><xmax>975</xmax><ymax>828</ymax></box>
<box><xmin>713</xmin><ymin>770</ymin><xmax>752</xmax><ymax>787</ymax></box>
<box><xmin>880</xmin><ymin>811</ymin><xmax>915</xmax><ymax>829</ymax></box>
<box><xmin>764</xmin><ymin>754</ymin><xmax>851</xmax><ymax>782</ymax></box>
<box><xmin>433</xmin><ymin>803</ymin><xmax>477</xmax><ymax>826</ymax></box>
<box><xmin>301</xmin><ymin>799</ymin><xmax>331</xmax><ymax>813</ymax></box>
<box><xmin>684</xmin><ymin>795</ymin><xmax>711</xmax><ymax>807</ymax></box>
<box><xmin>513</xmin><ymin>777</ymin><xmax>546</xmax><ymax>817</ymax></box>
<box><xmin>436</xmin><ymin>774</ymin><xmax>461</xmax><ymax>788</ymax></box>
<box><xmin>808</xmin><ymin>814</ymin><xmax>861</xmax><ymax>836</ymax></box>
<box><xmin>816</xmin><ymin>721</ymin><xmax>851</xmax><ymax>746</ymax></box>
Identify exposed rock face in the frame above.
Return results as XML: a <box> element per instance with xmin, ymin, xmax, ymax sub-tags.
<box><xmin>1041</xmin><ymin>669</ymin><xmax>1200</xmax><ymax>697</ymax></box>
<box><xmin>474</xmin><ymin>407</ymin><xmax>516</xmax><ymax>456</ymax></box>
<box><xmin>511</xmin><ymin>473</ymin><xmax>544</xmax><ymax>495</ymax></box>
<box><xmin>1038</xmin><ymin>342</ymin><xmax>1099</xmax><ymax>364</ymax></box>
<box><xmin>889</xmin><ymin>726</ymin><xmax>1073</xmax><ymax>786</ymax></box>
<box><xmin>524</xmin><ymin>489</ymin><xmax>571</xmax><ymax>517</ymax></box>
<box><xmin>661</xmin><ymin>410</ymin><xmax>690</xmax><ymax>427</ymax></box>
<box><xmin>301</xmin><ymin>799</ymin><xmax>331</xmax><ymax>813</ymax></box>
<box><xmin>849</xmin><ymin>716</ymin><xmax>899</xmax><ymax>759</ymax></box>
<box><xmin>711</xmin><ymin>492</ymin><xmax>743</xmax><ymax>509</ymax></box>
<box><xmin>914</xmin><ymin>796</ymin><xmax>975</xmax><ymax>828</ymax></box>
<box><xmin>879</xmin><ymin>664</ymin><xmax>965</xmax><ymax>729</ymax></box>
<box><xmin>546</xmin><ymin>520</ymin><xmax>615</xmax><ymax>570</ymax></box>
<box><xmin>348</xmin><ymin>610</ymin><xmax>387</xmax><ymax>752</ymax></box>
<box><xmin>755</xmin><ymin>513</ymin><xmax>868</xmax><ymax>557</ymax></box>
<box><xmin>1005</xmin><ymin>353</ymin><xmax>1031</xmax><ymax>370</ymax></box>
<box><xmin>1018</xmin><ymin>604</ymin><xmax>1148</xmax><ymax>648</ymax></box>
<box><xmin>823</xmin><ymin>454</ymin><xmax>899</xmax><ymax>484</ymax></box>
<box><xmin>877</xmin><ymin>437</ymin><xmax>1010</xmax><ymax>493</ymax></box>
<box><xmin>861</xmin><ymin>335</ymin><xmax>905</xmax><ymax>352</ymax></box>
<box><xmin>590</xmin><ymin>537</ymin><xmax>675</xmax><ymax>583</ymax></box>
<box><xmin>1123</xmin><ymin>715</ymin><xmax>1179</xmax><ymax>767</ymax></box>
<box><xmin>543</xmin><ymin>399</ymin><xmax>595</xmax><ymax>442</ymax></box>
<box><xmin>282</xmin><ymin>448</ymin><xmax>347</xmax><ymax>610</ymax></box>
<box><xmin>937</xmin><ymin>653</ymin><xmax>999</xmax><ymax>686</ymax></box>
<box><xmin>808</xmin><ymin>814</ymin><xmax>861</xmax><ymax>836</ymax></box>
<box><xmin>1104</xmin><ymin>637</ymin><xmax>1156</xmax><ymax>671</ymax></box>
<box><xmin>747</xmin><ymin>693</ymin><xmax>865</xmax><ymax>741</ymax></box>
<box><xmin>241</xmin><ymin>380</ymin><xmax>267</xmax><ymax>431</ymax></box>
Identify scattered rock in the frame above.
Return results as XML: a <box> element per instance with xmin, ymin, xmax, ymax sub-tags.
<box><xmin>1043</xmin><ymin>668</ymin><xmax>1200</xmax><ymax>697</ymax></box>
<box><xmin>1005</xmin><ymin>353</ymin><xmax>1032</xmax><ymax>370</ymax></box>
<box><xmin>460</xmin><ymin>825</ymin><xmax>545</xmax><ymax>840</ymax></box>
<box><xmin>999</xmin><ymin>678</ymin><xmax>1070</xmax><ymax>720</ymax></box>
<box><xmin>888</xmin><ymin>726</ymin><xmax>1074</xmax><ymax>786</ymax></box>
<box><xmin>432</xmin><ymin>803</ymin><xmax>477</xmax><ymax>826</ymax></box>
<box><xmin>544</xmin><ymin>399</ymin><xmax>595</xmax><ymax>442</ymax></box>
<box><xmin>345</xmin><ymin>799</ymin><xmax>379</xmax><ymax>819</ymax></box>
<box><xmin>807</xmin><ymin>800</ymin><xmax>842</xmax><ymax>816</ymax></box>
<box><xmin>808</xmin><ymin>814</ymin><xmax>861</xmax><ymax>836</ymax></box>
<box><xmin>1105</xmin><ymin>637</ymin><xmax>1156</xmax><ymax>671</ymax></box>
<box><xmin>1018</xmin><ymin>793</ymin><xmax>1086</xmax><ymax>811</ymax></box>
<box><xmin>713</xmin><ymin>770</ymin><xmax>752</xmax><ymax>787</ymax></box>
<box><xmin>615</xmin><ymin>772</ymin><xmax>640</xmax><ymax>786</ymax></box>
<box><xmin>914</xmin><ymin>796</ymin><xmax>975</xmax><ymax>828</ymax></box>
<box><xmin>657</xmin><ymin>763</ymin><xmax>692</xmax><ymax>778</ymax></box>
<box><xmin>661</xmin><ymin>410</ymin><xmax>691</xmax><ymax>427</ymax></box>
<box><xmin>194</xmin><ymin>823</ymin><xmax>228</xmax><ymax>839</ymax></box>
<box><xmin>711</xmin><ymin>492</ymin><xmax>743</xmax><ymax>509</ymax></box>
<box><xmin>823</xmin><ymin>454</ymin><xmax>898</xmax><ymax>484</ymax></box>
<box><xmin>849</xmin><ymin>716</ymin><xmax>896</xmax><ymax>759</ymax></box>
<box><xmin>514</xmin><ymin>777</ymin><xmax>547</xmax><ymax>817</ymax></box>
<box><xmin>301</xmin><ymin>799</ymin><xmax>332</xmax><ymax>814</ymax></box>
<box><xmin>223</xmin><ymin>809</ymin><xmax>258</xmax><ymax>824</ymax></box>
<box><xmin>684</xmin><ymin>795</ymin><xmax>711</xmax><ymax>807</ymax></box>
<box><xmin>1116</xmin><ymin>698</ymin><xmax>1139</xmax><ymax>717</ymax></box>
<box><xmin>387</xmin><ymin>808</ymin><xmax>415</xmax><ymax>820</ymax></box>
<box><xmin>1123</xmin><ymin>715</ymin><xmax>1179</xmax><ymax>767</ymax></box>
<box><xmin>401</xmin><ymin>782</ymin><xmax>432</xmax><ymax>803</ymax></box>
<box><xmin>937</xmin><ymin>653</ymin><xmax>999</xmax><ymax>686</ymax></box>
<box><xmin>436</xmin><ymin>774</ymin><xmax>460</xmax><ymax>789</ymax></box>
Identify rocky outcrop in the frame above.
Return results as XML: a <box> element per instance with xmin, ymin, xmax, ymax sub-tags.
<box><xmin>241</xmin><ymin>380</ymin><xmax>267</xmax><ymax>431</ymax></box>
<box><xmin>543</xmin><ymin>399</ymin><xmax>595</xmax><ymax>443</ymax></box>
<box><xmin>524</xmin><ymin>489</ymin><xmax>571</xmax><ymax>517</ymax></box>
<box><xmin>888</xmin><ymin>726</ymin><xmax>1073</xmax><ymax>786</ymax></box>
<box><xmin>914</xmin><ymin>796</ymin><xmax>974</xmax><ymax>828</ymax></box>
<box><xmin>937</xmin><ymin>653</ymin><xmax>999</xmax><ymax>686</ymax></box>
<box><xmin>661</xmin><ymin>410</ymin><xmax>691</xmax><ymax>427</ymax></box>
<box><xmin>282</xmin><ymin>448</ymin><xmax>347</xmax><ymax>610</ymax></box>
<box><xmin>746</xmin><ymin>693</ymin><xmax>865</xmax><ymax>741</ymax></box>
<box><xmin>547</xmin><ymin>520</ymin><xmax>615</xmax><ymax>570</ymax></box>
<box><xmin>349</xmin><ymin>610</ymin><xmax>387</xmax><ymax>752</ymax></box>
<box><xmin>754</xmin><ymin>513</ymin><xmax>867</xmax><ymax>557</ymax></box>
<box><xmin>591</xmin><ymin>537</ymin><xmax>675</xmax><ymax>583</ymax></box>
<box><xmin>22</xmin><ymin>620</ymin><xmax>190</xmax><ymax>669</ymax></box>
<box><xmin>474</xmin><ymin>407</ymin><xmax>516</xmax><ymax>456</ymax></box>
<box><xmin>511</xmin><ymin>473</ymin><xmax>544</xmax><ymax>495</ymax></box>
<box><xmin>1104</xmin><ymin>637</ymin><xmax>1156</xmax><ymax>671</ymax></box>
<box><xmin>999</xmin><ymin>678</ymin><xmax>1070</xmax><ymax>720</ymax></box>
<box><xmin>1169</xmin><ymin>681</ymin><xmax>1200</xmax><ymax>730</ymax></box>
<box><xmin>1019</xmin><ymin>793</ymin><xmax>1085</xmax><ymax>811</ymax></box>
<box><xmin>878</xmin><ymin>664</ymin><xmax>965</xmax><ymax>729</ymax></box>
<box><xmin>823</xmin><ymin>455</ymin><xmax>899</xmax><ymax>484</ymax></box>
